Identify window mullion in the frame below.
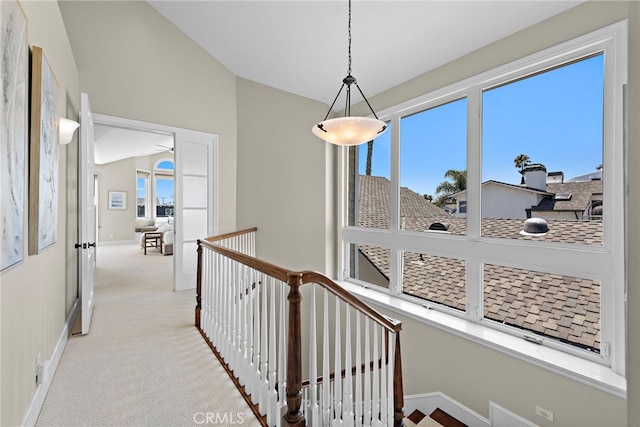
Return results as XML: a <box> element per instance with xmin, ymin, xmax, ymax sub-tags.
<box><xmin>390</xmin><ymin>115</ymin><xmax>402</xmax><ymax>294</ymax></box>
<box><xmin>465</xmin><ymin>88</ymin><xmax>483</xmax><ymax>320</ymax></box>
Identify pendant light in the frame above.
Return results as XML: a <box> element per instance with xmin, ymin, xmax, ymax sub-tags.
<box><xmin>312</xmin><ymin>0</ymin><xmax>387</xmax><ymax>146</ymax></box>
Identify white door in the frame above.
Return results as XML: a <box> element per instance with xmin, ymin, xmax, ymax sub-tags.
<box><xmin>173</xmin><ymin>130</ymin><xmax>217</xmax><ymax>291</ymax></box>
<box><xmin>79</xmin><ymin>92</ymin><xmax>96</xmax><ymax>334</ymax></box>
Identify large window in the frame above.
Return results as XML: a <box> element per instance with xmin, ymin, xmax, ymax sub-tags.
<box><xmin>342</xmin><ymin>23</ymin><xmax>626</xmax><ymax>374</ymax></box>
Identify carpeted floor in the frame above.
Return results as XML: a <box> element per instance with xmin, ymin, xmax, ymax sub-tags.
<box><xmin>36</xmin><ymin>243</ymin><xmax>261</xmax><ymax>427</ymax></box>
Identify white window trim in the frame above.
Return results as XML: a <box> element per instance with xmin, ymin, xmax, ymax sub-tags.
<box><xmin>337</xmin><ymin>21</ymin><xmax>627</xmax><ymax>384</ymax></box>
<box><xmin>136</xmin><ymin>169</ymin><xmax>151</xmax><ymax>219</ymax></box>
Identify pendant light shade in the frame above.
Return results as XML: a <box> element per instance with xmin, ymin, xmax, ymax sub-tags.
<box><xmin>312</xmin><ymin>116</ymin><xmax>386</xmax><ymax>146</ymax></box>
<box><xmin>312</xmin><ymin>0</ymin><xmax>387</xmax><ymax>146</ymax></box>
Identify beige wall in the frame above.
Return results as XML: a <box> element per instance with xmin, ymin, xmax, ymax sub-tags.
<box><xmin>95</xmin><ymin>152</ymin><xmax>175</xmax><ymax>243</ymax></box>
<box><xmin>236</xmin><ymin>78</ymin><xmax>335</xmax><ymax>274</ymax></box>
<box><xmin>96</xmin><ymin>159</ymin><xmax>137</xmax><ymax>242</ymax></box>
<box><xmin>369</xmin><ymin>304</ymin><xmax>625</xmax><ymax>426</ymax></box>
<box><xmin>0</xmin><ymin>1</ymin><xmax>80</xmax><ymax>425</ymax></box>
<box><xmin>59</xmin><ymin>0</ymin><xmax>237</xmax><ymax>234</ymax></box>
<box><xmin>347</xmin><ymin>2</ymin><xmax>633</xmax><ymax>426</ymax></box>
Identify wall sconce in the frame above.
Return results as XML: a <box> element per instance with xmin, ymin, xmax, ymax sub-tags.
<box><xmin>59</xmin><ymin>117</ymin><xmax>80</xmax><ymax>145</ymax></box>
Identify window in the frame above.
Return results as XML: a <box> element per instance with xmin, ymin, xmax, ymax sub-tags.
<box><xmin>153</xmin><ymin>158</ymin><xmax>174</xmax><ymax>218</ymax></box>
<box><xmin>136</xmin><ymin>170</ymin><xmax>150</xmax><ymax>218</ymax></box>
<box><xmin>341</xmin><ymin>23</ymin><xmax>626</xmax><ymax>374</ymax></box>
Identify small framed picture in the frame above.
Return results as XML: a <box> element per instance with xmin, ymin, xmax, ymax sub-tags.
<box><xmin>108</xmin><ymin>191</ymin><xmax>127</xmax><ymax>210</ymax></box>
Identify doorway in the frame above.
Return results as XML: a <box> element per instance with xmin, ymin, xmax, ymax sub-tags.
<box><xmin>89</xmin><ymin>113</ymin><xmax>218</xmax><ymax>291</ymax></box>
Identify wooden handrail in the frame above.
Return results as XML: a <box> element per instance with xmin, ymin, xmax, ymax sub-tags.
<box><xmin>204</xmin><ymin>226</ymin><xmax>258</xmax><ymax>243</ymax></box>
<box><xmin>197</xmin><ymin>228</ymin><xmax>405</xmax><ymax>427</ymax></box>
<box><xmin>198</xmin><ymin>239</ymin><xmax>401</xmax><ymax>333</ymax></box>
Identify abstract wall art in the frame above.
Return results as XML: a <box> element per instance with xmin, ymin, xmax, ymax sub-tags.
<box><xmin>29</xmin><ymin>46</ymin><xmax>60</xmax><ymax>255</ymax></box>
<box><xmin>1</xmin><ymin>0</ymin><xmax>28</xmax><ymax>270</ymax></box>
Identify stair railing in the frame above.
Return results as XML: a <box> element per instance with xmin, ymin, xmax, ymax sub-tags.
<box><xmin>196</xmin><ymin>228</ymin><xmax>404</xmax><ymax>427</ymax></box>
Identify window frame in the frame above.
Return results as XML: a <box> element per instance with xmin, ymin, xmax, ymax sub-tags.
<box><xmin>136</xmin><ymin>169</ymin><xmax>151</xmax><ymax>219</ymax></box>
<box><xmin>338</xmin><ymin>21</ymin><xmax>627</xmax><ymax>376</ymax></box>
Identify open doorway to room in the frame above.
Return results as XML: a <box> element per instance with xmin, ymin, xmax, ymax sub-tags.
<box><xmin>89</xmin><ymin>112</ymin><xmax>218</xmax><ymax>292</ymax></box>
<box><xmin>92</xmin><ymin>117</ymin><xmax>176</xmax><ymax>285</ymax></box>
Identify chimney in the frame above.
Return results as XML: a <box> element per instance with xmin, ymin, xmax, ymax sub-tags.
<box><xmin>546</xmin><ymin>171</ymin><xmax>564</xmax><ymax>184</ymax></box>
<box><xmin>523</xmin><ymin>164</ymin><xmax>547</xmax><ymax>191</ymax></box>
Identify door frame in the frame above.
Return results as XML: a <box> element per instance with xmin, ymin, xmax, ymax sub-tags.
<box><xmin>89</xmin><ymin>113</ymin><xmax>219</xmax><ymax>291</ymax></box>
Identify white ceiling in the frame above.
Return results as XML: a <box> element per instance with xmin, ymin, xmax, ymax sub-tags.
<box><xmin>96</xmin><ymin>0</ymin><xmax>583</xmax><ymax>164</ymax></box>
<box><xmin>94</xmin><ymin>124</ymin><xmax>173</xmax><ymax>165</ymax></box>
<box><xmin>147</xmin><ymin>0</ymin><xmax>583</xmax><ymax>106</ymax></box>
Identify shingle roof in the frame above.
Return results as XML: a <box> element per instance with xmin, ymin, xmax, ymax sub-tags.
<box><xmin>357</xmin><ymin>175</ymin><xmax>601</xmax><ymax>352</ymax></box>
<box><xmin>534</xmin><ymin>180</ymin><xmax>603</xmax><ymax>213</ymax></box>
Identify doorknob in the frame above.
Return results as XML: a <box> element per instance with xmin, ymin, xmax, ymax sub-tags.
<box><xmin>74</xmin><ymin>243</ymin><xmax>82</xmax><ymax>249</ymax></box>
<box><xmin>88</xmin><ymin>242</ymin><xmax>96</xmax><ymax>248</ymax></box>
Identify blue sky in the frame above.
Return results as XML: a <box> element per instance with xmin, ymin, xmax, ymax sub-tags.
<box><xmin>155</xmin><ymin>178</ymin><xmax>174</xmax><ymax>205</ymax></box>
<box><xmin>359</xmin><ymin>54</ymin><xmax>604</xmax><ymax>197</ymax></box>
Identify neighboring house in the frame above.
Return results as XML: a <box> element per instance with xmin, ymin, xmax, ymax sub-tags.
<box><xmin>356</xmin><ymin>174</ymin><xmax>602</xmax><ymax>352</ymax></box>
<box><xmin>453</xmin><ymin>164</ymin><xmax>603</xmax><ymax>221</ymax></box>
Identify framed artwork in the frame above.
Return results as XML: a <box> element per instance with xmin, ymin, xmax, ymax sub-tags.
<box><xmin>108</xmin><ymin>191</ymin><xmax>127</xmax><ymax>210</ymax></box>
<box><xmin>1</xmin><ymin>0</ymin><xmax>28</xmax><ymax>270</ymax></box>
<box><xmin>29</xmin><ymin>46</ymin><xmax>60</xmax><ymax>255</ymax></box>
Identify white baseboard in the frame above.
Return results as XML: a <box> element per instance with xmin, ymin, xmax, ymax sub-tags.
<box><xmin>404</xmin><ymin>392</ymin><xmax>491</xmax><ymax>426</ymax></box>
<box><xmin>21</xmin><ymin>300</ymin><xmax>79</xmax><ymax>427</ymax></box>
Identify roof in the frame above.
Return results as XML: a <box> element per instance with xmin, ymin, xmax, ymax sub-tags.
<box><xmin>453</xmin><ymin>180</ymin><xmax>551</xmax><ymax>198</ymax></box>
<box><xmin>357</xmin><ymin>175</ymin><xmax>602</xmax><ymax>352</ymax></box>
<box><xmin>532</xmin><ymin>180</ymin><xmax>603</xmax><ymax>213</ymax></box>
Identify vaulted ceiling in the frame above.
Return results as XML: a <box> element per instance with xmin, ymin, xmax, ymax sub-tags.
<box><xmin>96</xmin><ymin>1</ymin><xmax>583</xmax><ymax>164</ymax></box>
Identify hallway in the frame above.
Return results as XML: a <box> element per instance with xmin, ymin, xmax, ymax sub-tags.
<box><xmin>35</xmin><ymin>243</ymin><xmax>261</xmax><ymax>426</ymax></box>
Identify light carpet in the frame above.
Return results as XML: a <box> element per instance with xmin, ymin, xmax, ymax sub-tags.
<box><xmin>36</xmin><ymin>243</ymin><xmax>261</xmax><ymax>427</ymax></box>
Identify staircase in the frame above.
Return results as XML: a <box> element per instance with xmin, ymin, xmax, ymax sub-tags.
<box><xmin>195</xmin><ymin>227</ymin><xmax>405</xmax><ymax>426</ymax></box>
<box><xmin>404</xmin><ymin>409</ymin><xmax>467</xmax><ymax>427</ymax></box>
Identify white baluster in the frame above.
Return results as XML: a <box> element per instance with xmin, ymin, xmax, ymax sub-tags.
<box><xmin>243</xmin><ymin>266</ymin><xmax>253</xmax><ymax>394</ymax></box>
<box><xmin>308</xmin><ymin>284</ymin><xmax>319</xmax><ymax>426</ymax></box>
<box><xmin>322</xmin><ymin>289</ymin><xmax>331</xmax><ymax>426</ymax></box>
<box><xmin>267</xmin><ymin>278</ymin><xmax>278</xmax><ymax>426</ymax></box>
<box><xmin>343</xmin><ymin>305</ymin><xmax>354</xmax><ymax>426</ymax></box>
<box><xmin>259</xmin><ymin>272</ymin><xmax>269</xmax><ymax>413</ymax></box>
<box><xmin>355</xmin><ymin>313</ymin><xmax>362</xmax><ymax>427</ymax></box>
<box><xmin>371</xmin><ymin>325</ymin><xmax>381</xmax><ymax>427</ymax></box>
<box><xmin>251</xmin><ymin>270</ymin><xmax>261</xmax><ymax>403</ymax></box>
<box><xmin>363</xmin><ymin>318</ymin><xmax>371</xmax><ymax>426</ymax></box>
<box><xmin>387</xmin><ymin>333</ymin><xmax>395</xmax><ymax>427</ymax></box>
<box><xmin>379</xmin><ymin>330</ymin><xmax>387</xmax><ymax>426</ymax></box>
<box><xmin>278</xmin><ymin>281</ymin><xmax>287</xmax><ymax>411</ymax></box>
<box><xmin>332</xmin><ymin>298</ymin><xmax>342</xmax><ymax>426</ymax></box>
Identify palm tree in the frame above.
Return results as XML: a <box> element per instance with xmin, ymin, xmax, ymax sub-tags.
<box><xmin>365</xmin><ymin>140</ymin><xmax>374</xmax><ymax>176</ymax></box>
<box><xmin>434</xmin><ymin>169</ymin><xmax>466</xmax><ymax>207</ymax></box>
<box><xmin>514</xmin><ymin>154</ymin><xmax>531</xmax><ymax>184</ymax></box>
<box><xmin>514</xmin><ymin>154</ymin><xmax>531</xmax><ymax>171</ymax></box>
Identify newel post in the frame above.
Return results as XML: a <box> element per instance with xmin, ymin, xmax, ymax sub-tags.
<box><xmin>283</xmin><ymin>273</ymin><xmax>306</xmax><ymax>427</ymax></box>
<box><xmin>195</xmin><ymin>240</ymin><xmax>203</xmax><ymax>329</ymax></box>
<box><xmin>393</xmin><ymin>331</ymin><xmax>405</xmax><ymax>427</ymax></box>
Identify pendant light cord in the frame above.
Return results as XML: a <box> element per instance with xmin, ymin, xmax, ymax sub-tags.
<box><xmin>318</xmin><ymin>0</ymin><xmax>384</xmax><ymax>123</ymax></box>
<box><xmin>347</xmin><ymin>0</ymin><xmax>352</xmax><ymax>76</ymax></box>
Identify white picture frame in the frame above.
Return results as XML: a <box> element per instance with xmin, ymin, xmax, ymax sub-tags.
<box><xmin>108</xmin><ymin>191</ymin><xmax>127</xmax><ymax>210</ymax></box>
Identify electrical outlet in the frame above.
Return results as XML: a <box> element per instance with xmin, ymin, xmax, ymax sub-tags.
<box><xmin>535</xmin><ymin>405</ymin><xmax>554</xmax><ymax>422</ymax></box>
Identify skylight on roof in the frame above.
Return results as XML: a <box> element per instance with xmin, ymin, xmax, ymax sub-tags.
<box><xmin>555</xmin><ymin>193</ymin><xmax>572</xmax><ymax>201</ymax></box>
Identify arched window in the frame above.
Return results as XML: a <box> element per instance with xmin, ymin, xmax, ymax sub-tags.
<box><xmin>153</xmin><ymin>158</ymin><xmax>174</xmax><ymax>218</ymax></box>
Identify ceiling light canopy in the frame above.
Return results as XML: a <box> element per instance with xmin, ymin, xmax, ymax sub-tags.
<box><xmin>312</xmin><ymin>0</ymin><xmax>387</xmax><ymax>146</ymax></box>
